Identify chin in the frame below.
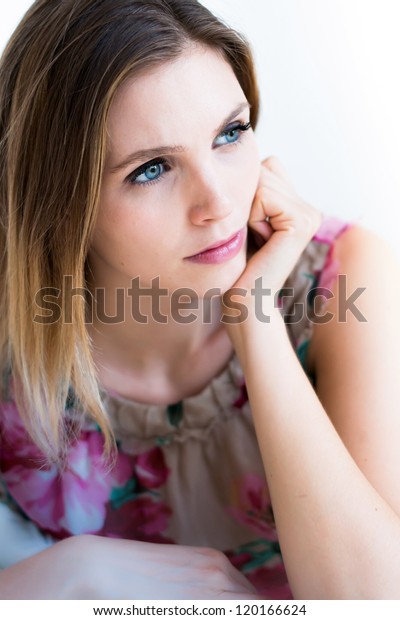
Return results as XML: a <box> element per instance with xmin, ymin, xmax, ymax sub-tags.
<box><xmin>197</xmin><ymin>253</ymin><xmax>248</xmax><ymax>299</ymax></box>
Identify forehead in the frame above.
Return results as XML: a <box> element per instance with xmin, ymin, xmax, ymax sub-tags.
<box><xmin>106</xmin><ymin>46</ymin><xmax>246</xmax><ymax>152</ymax></box>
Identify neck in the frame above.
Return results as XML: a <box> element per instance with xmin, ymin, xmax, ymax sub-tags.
<box><xmin>84</xmin><ymin>251</ymin><xmax>237</xmax><ymax>403</ymax></box>
<box><xmin>86</xmin><ymin>282</ymin><xmax>226</xmax><ymax>375</ymax></box>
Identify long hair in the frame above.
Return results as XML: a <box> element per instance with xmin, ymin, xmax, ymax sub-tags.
<box><xmin>0</xmin><ymin>0</ymin><xmax>260</xmax><ymax>464</ymax></box>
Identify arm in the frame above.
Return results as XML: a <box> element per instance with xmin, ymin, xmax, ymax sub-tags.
<box><xmin>228</xmin><ymin>224</ymin><xmax>400</xmax><ymax>598</ymax></box>
<box><xmin>233</xmin><ymin>306</ymin><xmax>400</xmax><ymax>598</ymax></box>
<box><xmin>0</xmin><ymin>534</ymin><xmax>260</xmax><ymax>599</ymax></box>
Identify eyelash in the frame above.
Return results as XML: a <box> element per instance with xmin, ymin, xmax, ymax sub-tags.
<box><xmin>125</xmin><ymin>120</ymin><xmax>252</xmax><ymax>188</ymax></box>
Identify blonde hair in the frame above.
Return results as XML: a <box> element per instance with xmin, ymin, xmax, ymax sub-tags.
<box><xmin>0</xmin><ymin>0</ymin><xmax>260</xmax><ymax>464</ymax></box>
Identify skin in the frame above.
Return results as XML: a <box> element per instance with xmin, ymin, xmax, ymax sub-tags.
<box><xmin>88</xmin><ymin>47</ymin><xmax>260</xmax><ymax>297</ymax></box>
<box><xmin>3</xmin><ymin>41</ymin><xmax>400</xmax><ymax>600</ymax></box>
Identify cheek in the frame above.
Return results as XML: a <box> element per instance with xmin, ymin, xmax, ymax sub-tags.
<box><xmin>94</xmin><ymin>188</ymin><xmax>146</xmax><ymax>246</ymax></box>
<box><xmin>239</xmin><ymin>142</ymin><xmax>261</xmax><ymax>206</ymax></box>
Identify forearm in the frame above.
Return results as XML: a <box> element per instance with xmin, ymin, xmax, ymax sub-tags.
<box><xmin>232</xmin><ymin>307</ymin><xmax>400</xmax><ymax>599</ymax></box>
<box><xmin>0</xmin><ymin>535</ymin><xmax>261</xmax><ymax>600</ymax></box>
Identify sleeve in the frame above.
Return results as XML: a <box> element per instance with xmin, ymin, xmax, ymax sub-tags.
<box><xmin>0</xmin><ymin>472</ymin><xmax>56</xmax><ymax>570</ymax></box>
<box><xmin>279</xmin><ymin>215</ymin><xmax>355</xmax><ymax>378</ymax></box>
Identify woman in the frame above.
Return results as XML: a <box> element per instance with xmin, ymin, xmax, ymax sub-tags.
<box><xmin>0</xmin><ymin>0</ymin><xmax>400</xmax><ymax>600</ymax></box>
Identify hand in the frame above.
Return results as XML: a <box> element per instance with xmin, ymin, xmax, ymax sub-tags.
<box><xmin>228</xmin><ymin>156</ymin><xmax>322</xmax><ymax>301</ymax></box>
<box><xmin>70</xmin><ymin>535</ymin><xmax>261</xmax><ymax>600</ymax></box>
<box><xmin>0</xmin><ymin>535</ymin><xmax>262</xmax><ymax>600</ymax></box>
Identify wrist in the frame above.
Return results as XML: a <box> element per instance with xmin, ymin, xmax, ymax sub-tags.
<box><xmin>45</xmin><ymin>536</ymin><xmax>87</xmax><ymax>598</ymax></box>
<box><xmin>62</xmin><ymin>535</ymin><xmax>104</xmax><ymax>598</ymax></box>
<box><xmin>222</xmin><ymin>299</ymin><xmax>287</xmax><ymax>364</ymax></box>
<box><xmin>222</xmin><ymin>286</ymin><xmax>283</xmax><ymax>325</ymax></box>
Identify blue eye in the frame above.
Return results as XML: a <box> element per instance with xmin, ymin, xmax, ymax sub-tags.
<box><xmin>128</xmin><ymin>158</ymin><xmax>168</xmax><ymax>185</ymax></box>
<box><xmin>214</xmin><ymin>121</ymin><xmax>252</xmax><ymax>147</ymax></box>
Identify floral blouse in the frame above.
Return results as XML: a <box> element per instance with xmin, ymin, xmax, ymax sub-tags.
<box><xmin>0</xmin><ymin>216</ymin><xmax>352</xmax><ymax>599</ymax></box>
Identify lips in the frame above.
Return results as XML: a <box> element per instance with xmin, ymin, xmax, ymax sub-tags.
<box><xmin>186</xmin><ymin>229</ymin><xmax>244</xmax><ymax>258</ymax></box>
<box><xmin>184</xmin><ymin>227</ymin><xmax>247</xmax><ymax>265</ymax></box>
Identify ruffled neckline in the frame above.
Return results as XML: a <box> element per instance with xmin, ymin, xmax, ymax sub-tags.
<box><xmin>96</xmin><ymin>352</ymin><xmax>246</xmax><ymax>451</ymax></box>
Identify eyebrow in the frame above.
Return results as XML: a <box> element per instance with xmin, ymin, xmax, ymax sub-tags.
<box><xmin>109</xmin><ymin>101</ymin><xmax>251</xmax><ymax>173</ymax></box>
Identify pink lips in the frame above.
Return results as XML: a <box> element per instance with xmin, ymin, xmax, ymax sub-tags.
<box><xmin>184</xmin><ymin>228</ymin><xmax>247</xmax><ymax>264</ymax></box>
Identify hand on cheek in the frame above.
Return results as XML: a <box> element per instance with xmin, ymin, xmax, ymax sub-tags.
<box><xmin>236</xmin><ymin>156</ymin><xmax>322</xmax><ymax>297</ymax></box>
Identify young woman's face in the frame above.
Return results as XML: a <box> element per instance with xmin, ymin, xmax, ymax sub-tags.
<box><xmin>88</xmin><ymin>46</ymin><xmax>260</xmax><ymax>299</ymax></box>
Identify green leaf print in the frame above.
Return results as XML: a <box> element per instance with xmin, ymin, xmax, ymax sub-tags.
<box><xmin>166</xmin><ymin>401</ymin><xmax>184</xmax><ymax>427</ymax></box>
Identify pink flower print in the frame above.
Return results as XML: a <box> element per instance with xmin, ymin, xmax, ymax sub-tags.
<box><xmin>224</xmin><ymin>549</ymin><xmax>253</xmax><ymax>571</ymax></box>
<box><xmin>2</xmin><ymin>425</ymin><xmax>133</xmax><ymax>537</ymax></box>
<box><xmin>228</xmin><ymin>473</ymin><xmax>278</xmax><ymax>541</ymax></box>
<box><xmin>233</xmin><ymin>382</ymin><xmax>248</xmax><ymax>410</ymax></box>
<box><xmin>247</xmin><ymin>563</ymin><xmax>293</xmax><ymax>600</ymax></box>
<box><xmin>0</xmin><ymin>400</ymin><xmax>46</xmax><ymax>469</ymax></box>
<box><xmin>312</xmin><ymin>217</ymin><xmax>350</xmax><ymax>246</ymax></box>
<box><xmin>101</xmin><ymin>494</ymin><xmax>174</xmax><ymax>544</ymax></box>
<box><xmin>318</xmin><ymin>243</ymin><xmax>340</xmax><ymax>293</ymax></box>
<box><xmin>134</xmin><ymin>447</ymin><xmax>170</xmax><ymax>489</ymax></box>
<box><xmin>312</xmin><ymin>220</ymin><xmax>352</xmax><ymax>297</ymax></box>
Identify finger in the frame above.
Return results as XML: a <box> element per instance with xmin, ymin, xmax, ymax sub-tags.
<box><xmin>260</xmin><ymin>172</ymin><xmax>299</xmax><ymax>203</ymax></box>
<box><xmin>255</xmin><ymin>161</ymin><xmax>299</xmax><ymax>216</ymax></box>
<box><xmin>247</xmin><ymin>189</ymin><xmax>274</xmax><ymax>242</ymax></box>
<box><xmin>261</xmin><ymin>155</ymin><xmax>296</xmax><ymax>190</ymax></box>
<box><xmin>249</xmin><ymin>184</ymin><xmax>293</xmax><ymax>235</ymax></box>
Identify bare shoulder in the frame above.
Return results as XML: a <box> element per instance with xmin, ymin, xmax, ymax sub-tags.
<box><xmin>319</xmin><ymin>222</ymin><xmax>400</xmax><ymax>280</ymax></box>
<box><xmin>307</xmin><ymin>222</ymin><xmax>400</xmax><ymax>373</ymax></box>
<box><xmin>331</xmin><ymin>222</ymin><xmax>400</xmax><ymax>269</ymax></box>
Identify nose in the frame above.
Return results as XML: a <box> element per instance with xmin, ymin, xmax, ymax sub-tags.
<box><xmin>186</xmin><ymin>165</ymin><xmax>233</xmax><ymax>226</ymax></box>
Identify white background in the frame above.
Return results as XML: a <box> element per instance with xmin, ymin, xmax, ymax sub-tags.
<box><xmin>1</xmin><ymin>0</ymin><xmax>400</xmax><ymax>257</ymax></box>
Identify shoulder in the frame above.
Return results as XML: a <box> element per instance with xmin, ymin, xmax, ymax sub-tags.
<box><xmin>328</xmin><ymin>222</ymin><xmax>399</xmax><ymax>276</ymax></box>
<box><xmin>278</xmin><ymin>218</ymin><xmax>399</xmax><ymax>380</ymax></box>
<box><xmin>308</xmin><ymin>220</ymin><xmax>400</xmax><ymax>404</ymax></box>
<box><xmin>314</xmin><ymin>225</ymin><xmax>400</xmax><ymax>338</ymax></box>
<box><xmin>307</xmin><ymin>222</ymin><xmax>400</xmax><ymax>373</ymax></box>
